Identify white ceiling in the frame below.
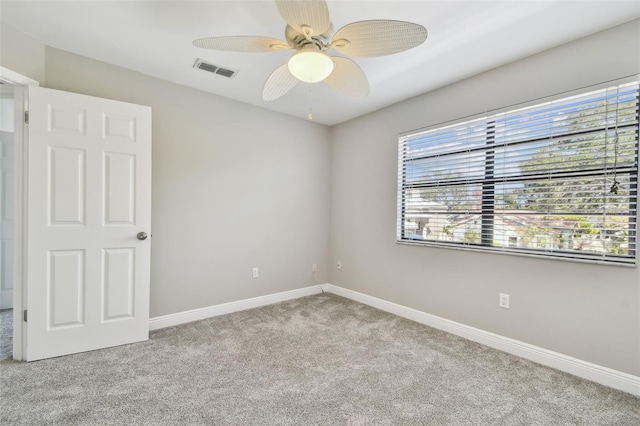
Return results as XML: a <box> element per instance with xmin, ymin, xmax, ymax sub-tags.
<box><xmin>1</xmin><ymin>1</ymin><xmax>639</xmax><ymax>125</ymax></box>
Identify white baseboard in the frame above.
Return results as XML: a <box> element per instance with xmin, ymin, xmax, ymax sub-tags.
<box><xmin>149</xmin><ymin>285</ymin><xmax>323</xmax><ymax>331</ymax></box>
<box><xmin>322</xmin><ymin>284</ymin><xmax>640</xmax><ymax>397</ymax></box>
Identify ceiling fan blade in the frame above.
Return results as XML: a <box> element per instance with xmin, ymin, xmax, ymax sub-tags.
<box><xmin>275</xmin><ymin>0</ymin><xmax>331</xmax><ymax>37</ymax></box>
<box><xmin>332</xmin><ymin>20</ymin><xmax>427</xmax><ymax>58</ymax></box>
<box><xmin>193</xmin><ymin>36</ymin><xmax>291</xmax><ymax>52</ymax></box>
<box><xmin>263</xmin><ymin>63</ymin><xmax>300</xmax><ymax>101</ymax></box>
<box><xmin>324</xmin><ymin>57</ymin><xmax>370</xmax><ymax>98</ymax></box>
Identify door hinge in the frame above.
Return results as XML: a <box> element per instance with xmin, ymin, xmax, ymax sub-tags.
<box><xmin>24</xmin><ymin>110</ymin><xmax>29</xmax><ymax>124</ymax></box>
<box><xmin>23</xmin><ymin>310</ymin><xmax>27</xmax><ymax>322</ymax></box>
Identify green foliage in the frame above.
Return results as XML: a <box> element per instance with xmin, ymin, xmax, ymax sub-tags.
<box><xmin>514</xmin><ymin>103</ymin><xmax>635</xmax><ymax>215</ymax></box>
<box><xmin>418</xmin><ymin>172</ymin><xmax>480</xmax><ymax>212</ymax></box>
<box><xmin>463</xmin><ymin>228</ymin><xmax>480</xmax><ymax>243</ymax></box>
<box><xmin>540</xmin><ymin>215</ymin><xmax>599</xmax><ymax>236</ymax></box>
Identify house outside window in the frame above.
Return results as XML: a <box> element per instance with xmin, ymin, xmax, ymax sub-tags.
<box><xmin>397</xmin><ymin>80</ymin><xmax>640</xmax><ymax>265</ymax></box>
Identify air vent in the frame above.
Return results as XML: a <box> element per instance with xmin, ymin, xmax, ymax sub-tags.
<box><xmin>193</xmin><ymin>59</ymin><xmax>237</xmax><ymax>79</ymax></box>
<box><xmin>198</xmin><ymin>62</ymin><xmax>219</xmax><ymax>73</ymax></box>
<box><xmin>215</xmin><ymin>68</ymin><xmax>236</xmax><ymax>78</ymax></box>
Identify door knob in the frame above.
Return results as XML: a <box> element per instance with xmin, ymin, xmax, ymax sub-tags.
<box><xmin>137</xmin><ymin>232</ymin><xmax>148</xmax><ymax>240</ymax></box>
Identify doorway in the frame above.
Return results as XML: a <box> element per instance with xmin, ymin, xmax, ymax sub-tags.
<box><xmin>0</xmin><ymin>66</ymin><xmax>39</xmax><ymax>361</ymax></box>
<box><xmin>0</xmin><ymin>83</ymin><xmax>16</xmax><ymax>360</ymax></box>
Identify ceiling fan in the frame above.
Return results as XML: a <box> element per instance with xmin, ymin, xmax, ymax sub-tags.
<box><xmin>193</xmin><ymin>0</ymin><xmax>427</xmax><ymax>102</ymax></box>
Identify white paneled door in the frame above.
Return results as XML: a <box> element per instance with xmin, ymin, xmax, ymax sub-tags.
<box><xmin>26</xmin><ymin>87</ymin><xmax>151</xmax><ymax>361</ymax></box>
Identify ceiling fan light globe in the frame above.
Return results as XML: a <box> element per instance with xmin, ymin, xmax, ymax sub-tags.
<box><xmin>288</xmin><ymin>49</ymin><xmax>334</xmax><ymax>83</ymax></box>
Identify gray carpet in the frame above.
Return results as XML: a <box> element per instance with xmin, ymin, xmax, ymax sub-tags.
<box><xmin>0</xmin><ymin>309</ymin><xmax>11</xmax><ymax>361</ymax></box>
<box><xmin>0</xmin><ymin>294</ymin><xmax>638</xmax><ymax>425</ymax></box>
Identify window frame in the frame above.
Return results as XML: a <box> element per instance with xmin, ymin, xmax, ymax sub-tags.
<box><xmin>397</xmin><ymin>77</ymin><xmax>640</xmax><ymax>266</ymax></box>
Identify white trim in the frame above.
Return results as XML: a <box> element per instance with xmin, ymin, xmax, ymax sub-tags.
<box><xmin>0</xmin><ymin>67</ymin><xmax>39</xmax><ymax>87</ymax></box>
<box><xmin>12</xmin><ymin>86</ymin><xmax>28</xmax><ymax>362</ymax></box>
<box><xmin>321</xmin><ymin>284</ymin><xmax>640</xmax><ymax>397</ymax></box>
<box><xmin>149</xmin><ymin>286</ymin><xmax>324</xmax><ymax>331</ymax></box>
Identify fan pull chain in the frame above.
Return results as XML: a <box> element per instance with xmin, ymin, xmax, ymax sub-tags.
<box><xmin>307</xmin><ymin>84</ymin><xmax>314</xmax><ymax>120</ymax></box>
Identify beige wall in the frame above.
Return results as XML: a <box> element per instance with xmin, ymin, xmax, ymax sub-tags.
<box><xmin>329</xmin><ymin>19</ymin><xmax>640</xmax><ymax>376</ymax></box>
<box><xmin>0</xmin><ymin>23</ymin><xmax>46</xmax><ymax>83</ymax></box>
<box><xmin>44</xmin><ymin>47</ymin><xmax>331</xmax><ymax>317</ymax></box>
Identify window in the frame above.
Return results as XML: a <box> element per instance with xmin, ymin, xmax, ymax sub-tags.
<box><xmin>397</xmin><ymin>81</ymin><xmax>639</xmax><ymax>265</ymax></box>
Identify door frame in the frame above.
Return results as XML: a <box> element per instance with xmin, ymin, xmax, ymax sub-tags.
<box><xmin>0</xmin><ymin>66</ymin><xmax>40</xmax><ymax>361</ymax></box>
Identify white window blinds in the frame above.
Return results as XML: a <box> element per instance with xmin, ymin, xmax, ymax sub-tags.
<box><xmin>398</xmin><ymin>81</ymin><xmax>639</xmax><ymax>265</ymax></box>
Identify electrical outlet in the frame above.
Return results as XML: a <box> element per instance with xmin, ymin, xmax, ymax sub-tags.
<box><xmin>337</xmin><ymin>260</ymin><xmax>342</xmax><ymax>270</ymax></box>
<box><xmin>252</xmin><ymin>267</ymin><xmax>259</xmax><ymax>278</ymax></box>
<box><xmin>312</xmin><ymin>264</ymin><xmax>317</xmax><ymax>273</ymax></box>
<box><xmin>499</xmin><ymin>293</ymin><xmax>510</xmax><ymax>309</ymax></box>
